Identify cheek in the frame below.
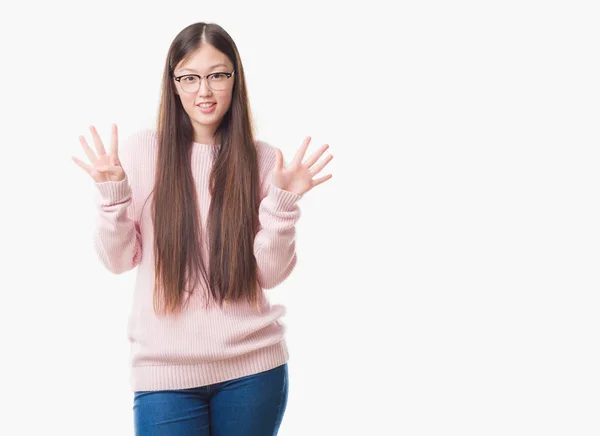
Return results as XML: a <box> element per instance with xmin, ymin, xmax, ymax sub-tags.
<box><xmin>217</xmin><ymin>91</ymin><xmax>233</xmax><ymax>110</ymax></box>
<box><xmin>180</xmin><ymin>94</ymin><xmax>196</xmax><ymax>112</ymax></box>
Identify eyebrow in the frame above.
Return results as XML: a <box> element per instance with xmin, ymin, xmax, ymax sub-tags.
<box><xmin>178</xmin><ymin>64</ymin><xmax>229</xmax><ymax>73</ymax></box>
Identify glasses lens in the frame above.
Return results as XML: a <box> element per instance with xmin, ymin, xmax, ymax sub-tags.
<box><xmin>208</xmin><ymin>73</ymin><xmax>230</xmax><ymax>91</ymax></box>
<box><xmin>181</xmin><ymin>76</ymin><xmax>199</xmax><ymax>93</ymax></box>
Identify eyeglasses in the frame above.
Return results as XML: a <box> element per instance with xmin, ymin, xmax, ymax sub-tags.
<box><xmin>174</xmin><ymin>70</ymin><xmax>235</xmax><ymax>93</ymax></box>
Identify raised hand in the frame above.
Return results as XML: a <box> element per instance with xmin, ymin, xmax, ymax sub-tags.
<box><xmin>72</xmin><ymin>124</ymin><xmax>125</xmax><ymax>182</ymax></box>
<box><xmin>272</xmin><ymin>136</ymin><xmax>333</xmax><ymax>196</ymax></box>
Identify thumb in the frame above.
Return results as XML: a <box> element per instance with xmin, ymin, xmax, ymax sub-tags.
<box><xmin>274</xmin><ymin>148</ymin><xmax>284</xmax><ymax>171</ymax></box>
<box><xmin>97</xmin><ymin>165</ymin><xmax>122</xmax><ymax>174</ymax></box>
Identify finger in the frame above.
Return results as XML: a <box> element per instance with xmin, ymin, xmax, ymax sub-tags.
<box><xmin>96</xmin><ymin>165</ymin><xmax>123</xmax><ymax>174</ymax></box>
<box><xmin>110</xmin><ymin>123</ymin><xmax>119</xmax><ymax>157</ymax></box>
<box><xmin>79</xmin><ymin>136</ymin><xmax>97</xmax><ymax>163</ymax></box>
<box><xmin>312</xmin><ymin>174</ymin><xmax>332</xmax><ymax>187</ymax></box>
<box><xmin>292</xmin><ymin>136</ymin><xmax>311</xmax><ymax>165</ymax></box>
<box><xmin>274</xmin><ymin>148</ymin><xmax>284</xmax><ymax>171</ymax></box>
<box><xmin>89</xmin><ymin>125</ymin><xmax>107</xmax><ymax>156</ymax></box>
<box><xmin>305</xmin><ymin>144</ymin><xmax>330</xmax><ymax>168</ymax></box>
<box><xmin>72</xmin><ymin>156</ymin><xmax>93</xmax><ymax>173</ymax></box>
<box><xmin>309</xmin><ymin>153</ymin><xmax>334</xmax><ymax>176</ymax></box>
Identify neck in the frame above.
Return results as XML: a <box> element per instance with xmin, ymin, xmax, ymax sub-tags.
<box><xmin>193</xmin><ymin>124</ymin><xmax>218</xmax><ymax>145</ymax></box>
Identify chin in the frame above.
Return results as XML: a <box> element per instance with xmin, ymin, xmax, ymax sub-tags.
<box><xmin>193</xmin><ymin>116</ymin><xmax>219</xmax><ymax>126</ymax></box>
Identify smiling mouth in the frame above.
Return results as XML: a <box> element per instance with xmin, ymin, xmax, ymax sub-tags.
<box><xmin>197</xmin><ymin>102</ymin><xmax>216</xmax><ymax>108</ymax></box>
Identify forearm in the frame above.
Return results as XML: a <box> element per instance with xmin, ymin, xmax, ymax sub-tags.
<box><xmin>94</xmin><ymin>177</ymin><xmax>142</xmax><ymax>274</ymax></box>
<box><xmin>254</xmin><ymin>183</ymin><xmax>302</xmax><ymax>289</ymax></box>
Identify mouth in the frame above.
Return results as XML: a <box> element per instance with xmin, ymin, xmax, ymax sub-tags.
<box><xmin>196</xmin><ymin>102</ymin><xmax>216</xmax><ymax>114</ymax></box>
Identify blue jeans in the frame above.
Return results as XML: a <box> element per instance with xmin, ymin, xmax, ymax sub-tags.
<box><xmin>133</xmin><ymin>364</ymin><xmax>288</xmax><ymax>436</ymax></box>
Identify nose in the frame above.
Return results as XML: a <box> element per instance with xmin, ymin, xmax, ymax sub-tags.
<box><xmin>197</xmin><ymin>77</ymin><xmax>212</xmax><ymax>96</ymax></box>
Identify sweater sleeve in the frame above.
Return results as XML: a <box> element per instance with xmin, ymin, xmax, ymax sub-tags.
<box><xmin>93</xmin><ymin>176</ymin><xmax>143</xmax><ymax>274</ymax></box>
<box><xmin>254</xmin><ymin>143</ymin><xmax>302</xmax><ymax>289</ymax></box>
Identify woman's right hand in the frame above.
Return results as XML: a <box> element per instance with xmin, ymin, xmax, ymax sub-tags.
<box><xmin>72</xmin><ymin>124</ymin><xmax>126</xmax><ymax>182</ymax></box>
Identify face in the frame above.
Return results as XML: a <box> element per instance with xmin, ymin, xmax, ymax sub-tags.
<box><xmin>173</xmin><ymin>43</ymin><xmax>235</xmax><ymax>144</ymax></box>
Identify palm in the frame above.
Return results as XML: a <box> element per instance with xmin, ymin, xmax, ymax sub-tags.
<box><xmin>272</xmin><ymin>137</ymin><xmax>333</xmax><ymax>196</ymax></box>
<box><xmin>72</xmin><ymin>124</ymin><xmax>125</xmax><ymax>183</ymax></box>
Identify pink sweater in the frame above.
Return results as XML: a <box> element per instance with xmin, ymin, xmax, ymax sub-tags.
<box><xmin>93</xmin><ymin>130</ymin><xmax>301</xmax><ymax>392</ymax></box>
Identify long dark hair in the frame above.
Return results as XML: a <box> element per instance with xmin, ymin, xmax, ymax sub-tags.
<box><xmin>153</xmin><ymin>22</ymin><xmax>260</xmax><ymax>315</ymax></box>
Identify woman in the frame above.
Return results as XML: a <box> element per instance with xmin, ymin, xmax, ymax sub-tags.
<box><xmin>72</xmin><ymin>22</ymin><xmax>333</xmax><ymax>435</ymax></box>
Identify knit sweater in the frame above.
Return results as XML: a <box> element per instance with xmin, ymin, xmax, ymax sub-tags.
<box><xmin>93</xmin><ymin>130</ymin><xmax>301</xmax><ymax>392</ymax></box>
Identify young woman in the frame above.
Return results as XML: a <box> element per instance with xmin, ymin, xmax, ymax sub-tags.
<box><xmin>72</xmin><ymin>22</ymin><xmax>333</xmax><ymax>435</ymax></box>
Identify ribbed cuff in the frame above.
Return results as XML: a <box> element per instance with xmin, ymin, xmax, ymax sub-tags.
<box><xmin>95</xmin><ymin>177</ymin><xmax>131</xmax><ymax>206</ymax></box>
<box><xmin>267</xmin><ymin>183</ymin><xmax>302</xmax><ymax>212</ymax></box>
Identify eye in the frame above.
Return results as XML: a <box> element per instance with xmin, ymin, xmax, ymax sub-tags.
<box><xmin>210</xmin><ymin>73</ymin><xmax>226</xmax><ymax>80</ymax></box>
<box><xmin>182</xmin><ymin>76</ymin><xmax>198</xmax><ymax>83</ymax></box>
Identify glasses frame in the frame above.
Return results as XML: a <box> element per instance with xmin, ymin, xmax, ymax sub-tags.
<box><xmin>173</xmin><ymin>70</ymin><xmax>236</xmax><ymax>93</ymax></box>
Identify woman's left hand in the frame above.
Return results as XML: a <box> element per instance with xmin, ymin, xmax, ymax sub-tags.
<box><xmin>272</xmin><ymin>136</ymin><xmax>334</xmax><ymax>196</ymax></box>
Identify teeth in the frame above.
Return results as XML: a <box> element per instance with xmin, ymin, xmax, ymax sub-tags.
<box><xmin>198</xmin><ymin>103</ymin><xmax>214</xmax><ymax>108</ymax></box>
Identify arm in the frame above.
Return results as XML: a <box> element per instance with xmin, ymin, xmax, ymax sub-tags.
<box><xmin>252</xmin><ymin>136</ymin><xmax>333</xmax><ymax>289</ymax></box>
<box><xmin>253</xmin><ymin>183</ymin><xmax>302</xmax><ymax>289</ymax></box>
<box><xmin>93</xmin><ymin>177</ymin><xmax>142</xmax><ymax>274</ymax></box>
<box><xmin>72</xmin><ymin>124</ymin><xmax>144</xmax><ymax>275</ymax></box>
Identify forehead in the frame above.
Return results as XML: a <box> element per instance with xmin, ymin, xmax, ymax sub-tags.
<box><xmin>175</xmin><ymin>44</ymin><xmax>232</xmax><ymax>74</ymax></box>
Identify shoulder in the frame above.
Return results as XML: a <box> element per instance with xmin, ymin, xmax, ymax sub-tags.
<box><xmin>255</xmin><ymin>139</ymin><xmax>278</xmax><ymax>171</ymax></box>
<box><xmin>118</xmin><ymin>129</ymin><xmax>158</xmax><ymax>174</ymax></box>
<box><xmin>122</xmin><ymin>129</ymin><xmax>158</xmax><ymax>153</ymax></box>
<box><xmin>119</xmin><ymin>129</ymin><xmax>157</xmax><ymax>159</ymax></box>
<box><xmin>254</xmin><ymin>139</ymin><xmax>279</xmax><ymax>197</ymax></box>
